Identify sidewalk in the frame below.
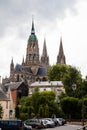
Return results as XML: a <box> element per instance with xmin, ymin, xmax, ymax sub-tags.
<box><xmin>67</xmin><ymin>121</ymin><xmax>85</xmax><ymax>125</ymax></box>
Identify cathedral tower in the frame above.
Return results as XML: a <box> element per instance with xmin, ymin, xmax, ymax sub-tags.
<box><xmin>25</xmin><ymin>19</ymin><xmax>40</xmax><ymax>66</ymax></box>
<box><xmin>57</xmin><ymin>37</ymin><xmax>66</xmax><ymax>64</ymax></box>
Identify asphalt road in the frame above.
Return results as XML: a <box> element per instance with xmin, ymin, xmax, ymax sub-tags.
<box><xmin>41</xmin><ymin>124</ymin><xmax>81</xmax><ymax>130</ymax></box>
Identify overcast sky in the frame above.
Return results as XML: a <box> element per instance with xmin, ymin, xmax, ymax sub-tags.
<box><xmin>0</xmin><ymin>0</ymin><xmax>87</xmax><ymax>78</ymax></box>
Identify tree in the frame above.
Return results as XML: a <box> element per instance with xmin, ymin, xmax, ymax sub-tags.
<box><xmin>38</xmin><ymin>105</ymin><xmax>44</xmax><ymax>118</ymax></box>
<box><xmin>48</xmin><ymin>64</ymin><xmax>82</xmax><ymax>97</ymax></box>
<box><xmin>63</xmin><ymin>65</ymin><xmax>82</xmax><ymax>97</ymax></box>
<box><xmin>32</xmin><ymin>87</ymin><xmax>40</xmax><ymax>114</ymax></box>
<box><xmin>16</xmin><ymin>90</ymin><xmax>59</xmax><ymax>118</ymax></box>
<box><xmin>28</xmin><ymin>106</ymin><xmax>34</xmax><ymax>118</ymax></box>
<box><xmin>60</xmin><ymin>97</ymin><xmax>79</xmax><ymax>120</ymax></box>
<box><xmin>44</xmin><ymin>104</ymin><xmax>49</xmax><ymax>117</ymax></box>
<box><xmin>48</xmin><ymin>64</ymin><xmax>67</xmax><ymax>81</ymax></box>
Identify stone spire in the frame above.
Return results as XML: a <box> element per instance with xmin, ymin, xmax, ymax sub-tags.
<box><xmin>10</xmin><ymin>57</ymin><xmax>14</xmax><ymax>72</ymax></box>
<box><xmin>57</xmin><ymin>36</ymin><xmax>66</xmax><ymax>64</ymax></box>
<box><xmin>41</xmin><ymin>38</ymin><xmax>49</xmax><ymax>66</ymax></box>
<box><xmin>31</xmin><ymin>16</ymin><xmax>35</xmax><ymax>34</ymax></box>
<box><xmin>10</xmin><ymin>57</ymin><xmax>14</xmax><ymax>80</ymax></box>
<box><xmin>22</xmin><ymin>56</ymin><xmax>25</xmax><ymax>66</ymax></box>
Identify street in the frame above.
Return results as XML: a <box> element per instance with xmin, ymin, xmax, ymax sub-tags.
<box><xmin>41</xmin><ymin>124</ymin><xmax>81</xmax><ymax>130</ymax></box>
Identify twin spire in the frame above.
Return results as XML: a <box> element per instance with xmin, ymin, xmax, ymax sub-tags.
<box><xmin>41</xmin><ymin>38</ymin><xmax>49</xmax><ymax>66</ymax></box>
<box><xmin>57</xmin><ymin>36</ymin><xmax>66</xmax><ymax>64</ymax></box>
<box><xmin>42</xmin><ymin>38</ymin><xmax>47</xmax><ymax>57</ymax></box>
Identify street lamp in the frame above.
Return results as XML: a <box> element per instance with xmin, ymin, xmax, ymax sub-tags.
<box><xmin>72</xmin><ymin>83</ymin><xmax>76</xmax><ymax>91</ymax></box>
<box><xmin>72</xmin><ymin>83</ymin><xmax>77</xmax><ymax>97</ymax></box>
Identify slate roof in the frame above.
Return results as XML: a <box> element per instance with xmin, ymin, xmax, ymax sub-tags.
<box><xmin>14</xmin><ymin>64</ymin><xmax>47</xmax><ymax>76</ymax></box>
<box><xmin>0</xmin><ymin>88</ymin><xmax>10</xmax><ymax>101</ymax></box>
<box><xmin>23</xmin><ymin>67</ymin><xmax>32</xmax><ymax>74</ymax></box>
<box><xmin>14</xmin><ymin>64</ymin><xmax>21</xmax><ymax>72</ymax></box>
<box><xmin>37</xmin><ymin>67</ymin><xmax>47</xmax><ymax>75</ymax></box>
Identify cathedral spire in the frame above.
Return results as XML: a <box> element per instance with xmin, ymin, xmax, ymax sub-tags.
<box><xmin>11</xmin><ymin>57</ymin><xmax>13</xmax><ymax>64</ymax></box>
<box><xmin>57</xmin><ymin>36</ymin><xmax>66</xmax><ymax>64</ymax></box>
<box><xmin>59</xmin><ymin>36</ymin><xmax>64</xmax><ymax>55</ymax></box>
<box><xmin>22</xmin><ymin>56</ymin><xmax>25</xmax><ymax>65</ymax></box>
<box><xmin>31</xmin><ymin>16</ymin><xmax>35</xmax><ymax>34</ymax></box>
<box><xmin>10</xmin><ymin>57</ymin><xmax>14</xmax><ymax>75</ymax></box>
<box><xmin>42</xmin><ymin>38</ymin><xmax>47</xmax><ymax>57</ymax></box>
<box><xmin>41</xmin><ymin>38</ymin><xmax>49</xmax><ymax>66</ymax></box>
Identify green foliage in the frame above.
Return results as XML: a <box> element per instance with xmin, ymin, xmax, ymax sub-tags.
<box><xmin>60</xmin><ymin>97</ymin><xmax>79</xmax><ymax>119</ymax></box>
<box><xmin>28</xmin><ymin>106</ymin><xmax>34</xmax><ymax>118</ymax></box>
<box><xmin>81</xmin><ymin>79</ymin><xmax>87</xmax><ymax>97</ymax></box>
<box><xmin>63</xmin><ymin>65</ymin><xmax>82</xmax><ymax>97</ymax></box>
<box><xmin>44</xmin><ymin>104</ymin><xmax>49</xmax><ymax>117</ymax></box>
<box><xmin>38</xmin><ymin>105</ymin><xmax>44</xmax><ymax>118</ymax></box>
<box><xmin>20</xmin><ymin>113</ymin><xmax>28</xmax><ymax>120</ymax></box>
<box><xmin>48</xmin><ymin>64</ymin><xmax>67</xmax><ymax>81</ymax></box>
<box><xmin>16</xmin><ymin>90</ymin><xmax>58</xmax><ymax>119</ymax></box>
<box><xmin>48</xmin><ymin>64</ymin><xmax>82</xmax><ymax>98</ymax></box>
<box><xmin>32</xmin><ymin>87</ymin><xmax>40</xmax><ymax>114</ymax></box>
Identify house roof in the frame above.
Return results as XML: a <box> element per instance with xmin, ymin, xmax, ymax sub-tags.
<box><xmin>30</xmin><ymin>81</ymin><xmax>63</xmax><ymax>87</ymax></box>
<box><xmin>9</xmin><ymin>82</ymin><xmax>23</xmax><ymax>90</ymax></box>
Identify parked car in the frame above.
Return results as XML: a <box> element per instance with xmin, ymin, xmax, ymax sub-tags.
<box><xmin>52</xmin><ymin>118</ymin><xmax>62</xmax><ymax>126</ymax></box>
<box><xmin>57</xmin><ymin>118</ymin><xmax>66</xmax><ymax>125</ymax></box>
<box><xmin>41</xmin><ymin>118</ymin><xmax>55</xmax><ymax>128</ymax></box>
<box><xmin>41</xmin><ymin>119</ymin><xmax>48</xmax><ymax>128</ymax></box>
<box><xmin>0</xmin><ymin>119</ymin><xmax>23</xmax><ymax>130</ymax></box>
<box><xmin>23</xmin><ymin>123</ymin><xmax>32</xmax><ymax>130</ymax></box>
<box><xmin>24</xmin><ymin>119</ymin><xmax>42</xmax><ymax>129</ymax></box>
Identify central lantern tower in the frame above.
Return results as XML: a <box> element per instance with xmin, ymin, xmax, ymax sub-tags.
<box><xmin>26</xmin><ymin>19</ymin><xmax>40</xmax><ymax>66</ymax></box>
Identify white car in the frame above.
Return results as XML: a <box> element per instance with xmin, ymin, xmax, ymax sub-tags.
<box><xmin>56</xmin><ymin>118</ymin><xmax>63</xmax><ymax>126</ymax></box>
<box><xmin>42</xmin><ymin>118</ymin><xmax>55</xmax><ymax>128</ymax></box>
<box><xmin>23</xmin><ymin>123</ymin><xmax>32</xmax><ymax>130</ymax></box>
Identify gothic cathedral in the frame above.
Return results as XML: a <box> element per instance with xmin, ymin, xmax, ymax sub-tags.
<box><xmin>10</xmin><ymin>19</ymin><xmax>66</xmax><ymax>83</ymax></box>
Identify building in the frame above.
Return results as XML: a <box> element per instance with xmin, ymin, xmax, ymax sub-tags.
<box><xmin>0</xmin><ymin>87</ymin><xmax>10</xmax><ymax>119</ymax></box>
<box><xmin>1</xmin><ymin>19</ymin><xmax>66</xmax><ymax>119</ymax></box>
<box><xmin>2</xmin><ymin>81</ymin><xmax>28</xmax><ymax>119</ymax></box>
<box><xmin>29</xmin><ymin>81</ymin><xmax>65</xmax><ymax>96</ymax></box>
<box><xmin>9</xmin><ymin>19</ymin><xmax>66</xmax><ymax>84</ymax></box>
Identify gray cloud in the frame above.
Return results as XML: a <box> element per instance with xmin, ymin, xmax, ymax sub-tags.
<box><xmin>0</xmin><ymin>0</ymin><xmax>77</xmax><ymax>37</ymax></box>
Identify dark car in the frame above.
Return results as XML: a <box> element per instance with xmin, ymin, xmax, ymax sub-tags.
<box><xmin>24</xmin><ymin>119</ymin><xmax>42</xmax><ymax>129</ymax></box>
<box><xmin>0</xmin><ymin>120</ymin><xmax>23</xmax><ymax>130</ymax></box>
